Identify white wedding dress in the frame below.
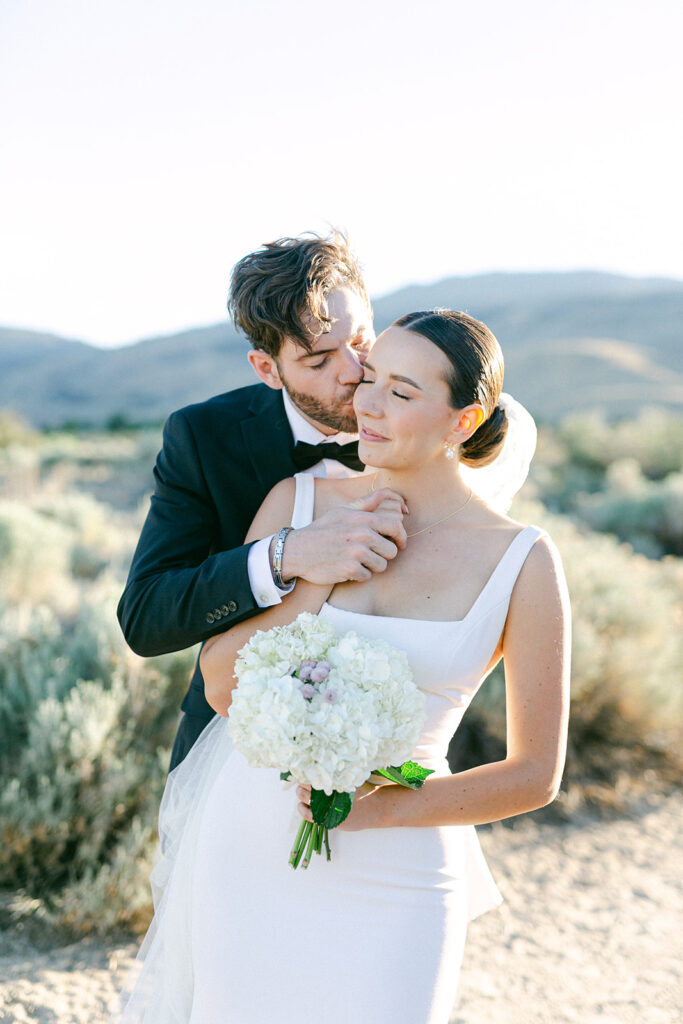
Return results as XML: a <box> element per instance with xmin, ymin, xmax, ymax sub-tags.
<box><xmin>114</xmin><ymin>472</ymin><xmax>544</xmax><ymax>1024</ymax></box>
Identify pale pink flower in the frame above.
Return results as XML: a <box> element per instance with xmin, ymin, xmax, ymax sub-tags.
<box><xmin>310</xmin><ymin>661</ymin><xmax>331</xmax><ymax>683</ymax></box>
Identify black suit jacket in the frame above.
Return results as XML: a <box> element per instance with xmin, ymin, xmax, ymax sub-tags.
<box><xmin>117</xmin><ymin>383</ymin><xmax>297</xmax><ymax>717</ymax></box>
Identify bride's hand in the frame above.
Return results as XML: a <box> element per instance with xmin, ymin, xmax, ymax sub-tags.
<box><xmin>296</xmin><ymin>782</ymin><xmax>384</xmax><ymax>831</ymax></box>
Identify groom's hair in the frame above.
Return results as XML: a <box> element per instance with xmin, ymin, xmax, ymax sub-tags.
<box><xmin>228</xmin><ymin>231</ymin><xmax>370</xmax><ymax>357</ymax></box>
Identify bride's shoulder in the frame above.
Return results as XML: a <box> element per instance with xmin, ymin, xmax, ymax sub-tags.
<box><xmin>244</xmin><ymin>477</ymin><xmax>298</xmax><ymax>542</ymax></box>
<box><xmin>470</xmin><ymin>500</ymin><xmax>529</xmax><ymax>538</ymax></box>
<box><xmin>264</xmin><ymin>475</ymin><xmax>298</xmax><ymax>507</ymax></box>
<box><xmin>313</xmin><ymin>473</ymin><xmax>373</xmax><ymax>510</ymax></box>
<box><xmin>511</xmin><ymin>523</ymin><xmax>567</xmax><ymax>598</ymax></box>
<box><xmin>474</xmin><ymin>504</ymin><xmax>561</xmax><ymax>568</ymax></box>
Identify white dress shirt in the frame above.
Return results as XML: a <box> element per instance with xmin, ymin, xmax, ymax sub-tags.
<box><xmin>247</xmin><ymin>389</ymin><xmax>360</xmax><ymax>608</ymax></box>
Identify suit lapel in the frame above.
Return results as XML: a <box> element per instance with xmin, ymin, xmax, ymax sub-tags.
<box><xmin>241</xmin><ymin>387</ymin><xmax>297</xmax><ymax>492</ymax></box>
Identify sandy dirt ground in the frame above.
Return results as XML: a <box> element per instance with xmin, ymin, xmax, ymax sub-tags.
<box><xmin>0</xmin><ymin>790</ymin><xmax>680</xmax><ymax>1024</ymax></box>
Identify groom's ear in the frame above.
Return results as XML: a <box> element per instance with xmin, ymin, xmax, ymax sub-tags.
<box><xmin>248</xmin><ymin>349</ymin><xmax>284</xmax><ymax>390</ymax></box>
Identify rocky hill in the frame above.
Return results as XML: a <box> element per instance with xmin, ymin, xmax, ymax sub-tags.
<box><xmin>2</xmin><ymin>270</ymin><xmax>682</xmax><ymax>426</ymax></box>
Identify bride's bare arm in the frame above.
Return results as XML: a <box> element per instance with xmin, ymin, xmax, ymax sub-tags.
<box><xmin>200</xmin><ymin>478</ymin><xmax>333</xmax><ymax>716</ymax></box>
<box><xmin>300</xmin><ymin>534</ymin><xmax>571</xmax><ymax>830</ymax></box>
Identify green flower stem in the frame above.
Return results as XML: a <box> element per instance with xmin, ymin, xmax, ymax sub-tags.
<box><xmin>301</xmin><ymin>820</ymin><xmax>317</xmax><ymax>868</ymax></box>
<box><xmin>288</xmin><ymin>816</ymin><xmax>334</xmax><ymax>869</ymax></box>
<box><xmin>289</xmin><ymin>818</ymin><xmax>309</xmax><ymax>869</ymax></box>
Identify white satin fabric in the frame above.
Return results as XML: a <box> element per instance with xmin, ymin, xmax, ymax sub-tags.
<box><xmin>113</xmin><ymin>465</ymin><xmax>544</xmax><ymax>1024</ymax></box>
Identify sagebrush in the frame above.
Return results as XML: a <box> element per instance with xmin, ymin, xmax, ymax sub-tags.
<box><xmin>1</xmin><ymin>421</ymin><xmax>682</xmax><ymax>934</ymax></box>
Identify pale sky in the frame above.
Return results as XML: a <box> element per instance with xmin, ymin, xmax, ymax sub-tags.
<box><xmin>1</xmin><ymin>0</ymin><xmax>682</xmax><ymax>346</ymax></box>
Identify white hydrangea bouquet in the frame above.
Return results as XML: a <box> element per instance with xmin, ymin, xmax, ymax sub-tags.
<box><xmin>228</xmin><ymin>611</ymin><xmax>433</xmax><ymax>869</ymax></box>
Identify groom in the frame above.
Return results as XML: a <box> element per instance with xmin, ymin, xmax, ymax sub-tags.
<box><xmin>118</xmin><ymin>232</ymin><xmax>407</xmax><ymax>768</ymax></box>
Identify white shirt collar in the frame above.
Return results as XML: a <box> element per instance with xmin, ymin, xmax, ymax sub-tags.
<box><xmin>282</xmin><ymin>389</ymin><xmax>358</xmax><ymax>446</ymax></box>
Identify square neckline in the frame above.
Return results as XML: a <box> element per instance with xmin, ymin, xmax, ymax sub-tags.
<box><xmin>321</xmin><ymin>525</ymin><xmax>542</xmax><ymax>627</ymax></box>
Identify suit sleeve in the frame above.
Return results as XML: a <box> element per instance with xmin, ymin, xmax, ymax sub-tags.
<box><xmin>117</xmin><ymin>408</ymin><xmax>261</xmax><ymax>657</ymax></box>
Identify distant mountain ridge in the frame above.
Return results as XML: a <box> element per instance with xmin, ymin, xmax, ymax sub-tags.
<box><xmin>2</xmin><ymin>270</ymin><xmax>682</xmax><ymax>426</ymax></box>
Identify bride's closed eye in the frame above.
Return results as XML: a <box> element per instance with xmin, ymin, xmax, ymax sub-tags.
<box><xmin>358</xmin><ymin>377</ymin><xmax>411</xmax><ymax>400</ymax></box>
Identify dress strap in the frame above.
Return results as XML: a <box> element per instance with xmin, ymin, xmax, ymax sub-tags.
<box><xmin>290</xmin><ymin>473</ymin><xmax>316</xmax><ymax>529</ymax></box>
<box><xmin>465</xmin><ymin>525</ymin><xmax>546</xmax><ymax>623</ymax></box>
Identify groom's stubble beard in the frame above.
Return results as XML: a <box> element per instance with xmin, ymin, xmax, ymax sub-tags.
<box><xmin>277</xmin><ymin>373</ymin><xmax>359</xmax><ymax>434</ymax></box>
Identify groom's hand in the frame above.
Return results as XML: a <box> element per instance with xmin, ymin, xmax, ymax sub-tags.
<box><xmin>280</xmin><ymin>488</ymin><xmax>407</xmax><ymax>584</ymax></box>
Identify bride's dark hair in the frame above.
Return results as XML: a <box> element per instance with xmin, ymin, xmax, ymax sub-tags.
<box><xmin>392</xmin><ymin>309</ymin><xmax>508</xmax><ymax>467</ymax></box>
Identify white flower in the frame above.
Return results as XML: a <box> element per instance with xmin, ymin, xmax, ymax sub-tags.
<box><xmin>228</xmin><ymin>612</ymin><xmax>425</xmax><ymax>795</ymax></box>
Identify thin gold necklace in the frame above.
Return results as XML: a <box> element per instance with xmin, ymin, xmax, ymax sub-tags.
<box><xmin>371</xmin><ymin>475</ymin><xmax>473</xmax><ymax>538</ymax></box>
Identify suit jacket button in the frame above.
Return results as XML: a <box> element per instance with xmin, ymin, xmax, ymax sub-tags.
<box><xmin>228</xmin><ymin>600</ymin><xmax>238</xmax><ymax>612</ymax></box>
<box><xmin>220</xmin><ymin>604</ymin><xmax>230</xmax><ymax>616</ymax></box>
<box><xmin>205</xmin><ymin>612</ymin><xmax>215</xmax><ymax>624</ymax></box>
<box><xmin>213</xmin><ymin>608</ymin><xmax>223</xmax><ymax>619</ymax></box>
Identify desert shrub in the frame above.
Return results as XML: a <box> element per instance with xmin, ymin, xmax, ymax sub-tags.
<box><xmin>0</xmin><ymin>583</ymin><xmax>196</xmax><ymax>933</ymax></box>
<box><xmin>0</xmin><ymin>483</ymin><xmax>196</xmax><ymax>934</ymax></box>
<box><xmin>576</xmin><ymin>460</ymin><xmax>683</xmax><ymax>557</ymax></box>
<box><xmin>558</xmin><ymin>407</ymin><xmax>683</xmax><ymax>479</ymax></box>
<box><xmin>54</xmin><ymin>813</ymin><xmax>159</xmax><ymax>934</ymax></box>
<box><xmin>0</xmin><ymin>500</ymin><xmax>78</xmax><ymax>610</ymax></box>
<box><xmin>2</xmin><ymin>456</ymin><xmax>681</xmax><ymax>934</ymax></box>
<box><xmin>0</xmin><ymin>411</ymin><xmax>37</xmax><ymax>448</ymax></box>
<box><xmin>0</xmin><ymin>603</ymin><xmax>75</xmax><ymax>770</ymax></box>
<box><xmin>530</xmin><ymin>409</ymin><xmax>683</xmax><ymax>556</ymax></box>
<box><xmin>32</xmin><ymin>427</ymin><xmax>162</xmax><ymax>513</ymax></box>
<box><xmin>0</xmin><ymin>578</ymin><xmax>133</xmax><ymax>766</ymax></box>
<box><xmin>0</xmin><ymin>493</ymin><xmax>138</xmax><ymax>609</ymax></box>
<box><xmin>33</xmin><ymin>491</ymin><xmax>139</xmax><ymax>579</ymax></box>
<box><xmin>38</xmin><ymin>431</ymin><xmax>147</xmax><ymax>466</ymax></box>
<box><xmin>35</xmin><ymin>428</ymin><xmax>162</xmax><ymax>486</ymax></box>
<box><xmin>451</xmin><ymin>499</ymin><xmax>683</xmax><ymax>802</ymax></box>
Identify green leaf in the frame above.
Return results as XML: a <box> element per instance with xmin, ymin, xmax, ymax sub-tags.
<box><xmin>280</xmin><ymin>771</ymin><xmax>292</xmax><ymax>781</ymax></box>
<box><xmin>372</xmin><ymin>766</ymin><xmax>406</xmax><ymax>786</ymax></box>
<box><xmin>374</xmin><ymin>761</ymin><xmax>434</xmax><ymax>790</ymax></box>
<box><xmin>310</xmin><ymin>788</ymin><xmax>354</xmax><ymax>829</ymax></box>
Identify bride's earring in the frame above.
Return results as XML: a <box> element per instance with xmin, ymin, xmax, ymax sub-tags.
<box><xmin>443</xmin><ymin>440</ymin><xmax>456</xmax><ymax>461</ymax></box>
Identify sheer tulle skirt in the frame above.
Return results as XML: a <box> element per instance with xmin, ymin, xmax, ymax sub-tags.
<box><xmin>111</xmin><ymin>716</ymin><xmax>230</xmax><ymax>1023</ymax></box>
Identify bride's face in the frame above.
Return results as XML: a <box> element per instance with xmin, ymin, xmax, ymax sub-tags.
<box><xmin>354</xmin><ymin>327</ymin><xmax>462</xmax><ymax>470</ymax></box>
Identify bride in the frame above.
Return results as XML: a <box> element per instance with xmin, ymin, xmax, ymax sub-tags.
<box><xmin>115</xmin><ymin>309</ymin><xmax>570</xmax><ymax>1024</ymax></box>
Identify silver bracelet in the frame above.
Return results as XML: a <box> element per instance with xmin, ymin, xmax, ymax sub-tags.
<box><xmin>271</xmin><ymin>526</ymin><xmax>293</xmax><ymax>589</ymax></box>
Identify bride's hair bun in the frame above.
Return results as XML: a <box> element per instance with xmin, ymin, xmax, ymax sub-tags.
<box><xmin>392</xmin><ymin>308</ymin><xmax>507</xmax><ymax>466</ymax></box>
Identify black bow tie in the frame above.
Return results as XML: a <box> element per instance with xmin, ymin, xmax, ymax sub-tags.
<box><xmin>292</xmin><ymin>439</ymin><xmax>364</xmax><ymax>472</ymax></box>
